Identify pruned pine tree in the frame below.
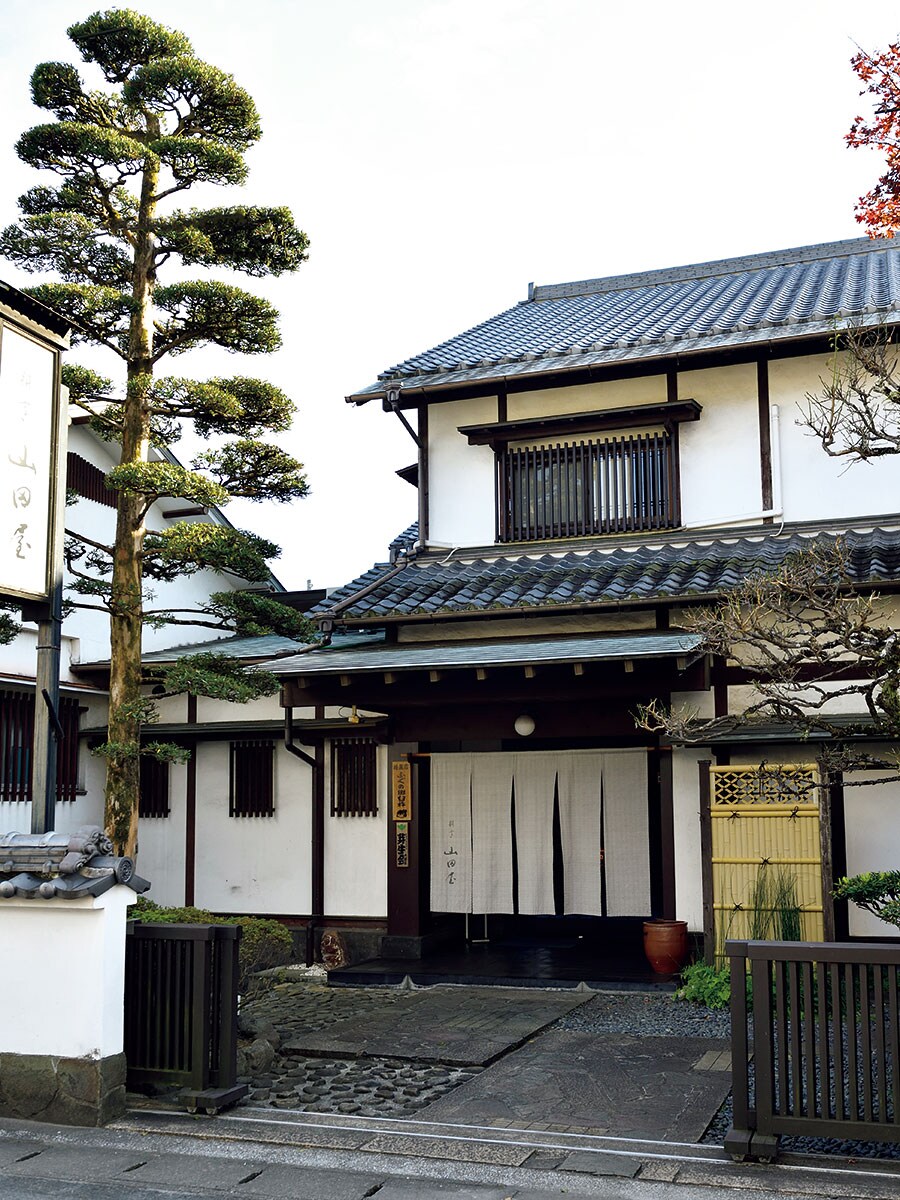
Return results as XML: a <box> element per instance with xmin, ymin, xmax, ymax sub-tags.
<box><xmin>0</xmin><ymin>9</ymin><xmax>312</xmax><ymax>855</ymax></box>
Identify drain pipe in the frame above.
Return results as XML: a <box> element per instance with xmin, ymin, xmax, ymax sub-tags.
<box><xmin>284</xmin><ymin>707</ymin><xmax>324</xmax><ymax>966</ymax></box>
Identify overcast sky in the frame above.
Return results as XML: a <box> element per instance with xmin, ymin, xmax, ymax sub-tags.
<box><xmin>1</xmin><ymin>1</ymin><xmax>899</xmax><ymax>591</ymax></box>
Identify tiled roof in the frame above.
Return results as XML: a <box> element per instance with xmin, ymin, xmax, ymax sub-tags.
<box><xmin>312</xmin><ymin>528</ymin><xmax>900</xmax><ymax>623</ymax></box>
<box><xmin>389</xmin><ymin>522</ymin><xmax>419</xmax><ymax>553</ymax></box>
<box><xmin>140</xmin><ymin>633</ymin><xmax>310</xmax><ymax>664</ymax></box>
<box><xmin>348</xmin><ymin>239</ymin><xmax>900</xmax><ymax>401</ymax></box>
<box><xmin>267</xmin><ymin>631</ymin><xmax>703</xmax><ymax>678</ymax></box>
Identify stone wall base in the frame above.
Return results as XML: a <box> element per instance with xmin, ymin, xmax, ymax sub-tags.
<box><xmin>0</xmin><ymin>1051</ymin><xmax>126</xmax><ymax>1126</ymax></box>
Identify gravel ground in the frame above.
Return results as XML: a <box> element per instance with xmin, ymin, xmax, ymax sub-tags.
<box><xmin>556</xmin><ymin>990</ymin><xmax>731</xmax><ymax>1039</ymax></box>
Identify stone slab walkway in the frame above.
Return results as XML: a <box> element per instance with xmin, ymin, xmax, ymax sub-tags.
<box><xmin>418</xmin><ymin>1030</ymin><xmax>732</xmax><ymax>1141</ymax></box>
<box><xmin>281</xmin><ymin>986</ymin><xmax>591</xmax><ymax>1066</ymax></box>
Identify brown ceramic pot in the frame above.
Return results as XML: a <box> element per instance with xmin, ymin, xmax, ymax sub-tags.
<box><xmin>642</xmin><ymin>919</ymin><xmax>689</xmax><ymax>974</ymax></box>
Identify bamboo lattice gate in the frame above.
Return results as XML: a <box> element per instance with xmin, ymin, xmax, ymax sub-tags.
<box><xmin>702</xmin><ymin>763</ymin><xmax>832</xmax><ymax>960</ymax></box>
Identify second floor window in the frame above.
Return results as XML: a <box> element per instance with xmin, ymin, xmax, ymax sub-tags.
<box><xmin>139</xmin><ymin>755</ymin><xmax>170</xmax><ymax>818</ymax></box>
<box><xmin>497</xmin><ymin>432</ymin><xmax>679</xmax><ymax>542</ymax></box>
<box><xmin>331</xmin><ymin>738</ymin><xmax>378</xmax><ymax>817</ymax></box>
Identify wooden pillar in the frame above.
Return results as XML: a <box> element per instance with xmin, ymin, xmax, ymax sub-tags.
<box><xmin>757</xmin><ymin>358</ymin><xmax>774</xmax><ymax>520</ymax></box>
<box><xmin>385</xmin><ymin>744</ymin><xmax>425</xmax><ymax>953</ymax></box>
<box><xmin>658</xmin><ymin>748</ymin><xmax>677</xmax><ymax>920</ymax></box>
<box><xmin>699</xmin><ymin>759</ymin><xmax>715</xmax><ymax>963</ymax></box>
<box><xmin>184</xmin><ymin>694</ymin><xmax>197</xmax><ymax>906</ymax></box>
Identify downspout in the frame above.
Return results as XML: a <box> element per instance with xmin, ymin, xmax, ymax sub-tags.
<box><xmin>284</xmin><ymin>706</ymin><xmax>322</xmax><ymax>966</ymax></box>
<box><xmin>683</xmin><ymin>405</ymin><xmax>784</xmax><ymax>530</ymax></box>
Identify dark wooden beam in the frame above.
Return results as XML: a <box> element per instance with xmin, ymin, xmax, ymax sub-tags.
<box><xmin>418</xmin><ymin>401</ymin><xmax>429</xmax><ymax>546</ymax></box>
<box><xmin>458</xmin><ymin>400</ymin><xmax>702</xmax><ymax>447</ymax></box>
<box><xmin>757</xmin><ymin>358</ymin><xmax>773</xmax><ymax>521</ymax></box>
<box><xmin>699</xmin><ymin>759</ymin><xmax>714</xmax><ymax>964</ymax></box>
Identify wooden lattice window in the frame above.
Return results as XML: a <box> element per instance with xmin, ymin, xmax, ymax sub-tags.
<box><xmin>139</xmin><ymin>755</ymin><xmax>170</xmax><ymax>818</ymax></box>
<box><xmin>66</xmin><ymin>452</ymin><xmax>117</xmax><ymax>507</ymax></box>
<box><xmin>229</xmin><ymin>740</ymin><xmax>275</xmax><ymax>818</ymax></box>
<box><xmin>497</xmin><ymin>433</ymin><xmax>678</xmax><ymax>542</ymax></box>
<box><xmin>0</xmin><ymin>690</ymin><xmax>81</xmax><ymax>803</ymax></box>
<box><xmin>331</xmin><ymin>738</ymin><xmax>378</xmax><ymax>817</ymax></box>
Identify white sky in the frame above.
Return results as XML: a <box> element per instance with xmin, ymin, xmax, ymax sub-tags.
<box><xmin>1</xmin><ymin>0</ymin><xmax>899</xmax><ymax>592</ymax></box>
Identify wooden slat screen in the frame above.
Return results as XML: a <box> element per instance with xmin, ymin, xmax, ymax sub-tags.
<box><xmin>139</xmin><ymin>755</ymin><xmax>170</xmax><ymax>818</ymax></box>
<box><xmin>229</xmin><ymin>740</ymin><xmax>275</xmax><ymax>818</ymax></box>
<box><xmin>66</xmin><ymin>452</ymin><xmax>117</xmax><ymax>508</ymax></box>
<box><xmin>497</xmin><ymin>432</ymin><xmax>678</xmax><ymax>542</ymax></box>
<box><xmin>331</xmin><ymin>738</ymin><xmax>378</xmax><ymax>817</ymax></box>
<box><xmin>0</xmin><ymin>690</ymin><xmax>81</xmax><ymax>803</ymax></box>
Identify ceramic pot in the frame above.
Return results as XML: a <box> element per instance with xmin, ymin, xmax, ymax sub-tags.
<box><xmin>642</xmin><ymin>919</ymin><xmax>689</xmax><ymax>974</ymax></box>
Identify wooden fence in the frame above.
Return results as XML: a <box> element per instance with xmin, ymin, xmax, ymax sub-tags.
<box><xmin>124</xmin><ymin>922</ymin><xmax>247</xmax><ymax>1113</ymax></box>
<box><xmin>726</xmin><ymin>938</ymin><xmax>900</xmax><ymax>1160</ymax></box>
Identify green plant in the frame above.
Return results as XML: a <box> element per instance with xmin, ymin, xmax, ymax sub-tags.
<box><xmin>675</xmin><ymin>962</ymin><xmax>732</xmax><ymax>1010</ymax></box>
<box><xmin>133</xmin><ymin>897</ymin><xmax>293</xmax><ymax>991</ymax></box>
<box><xmin>833</xmin><ymin>871</ymin><xmax>900</xmax><ymax>929</ymax></box>
<box><xmin>748</xmin><ymin>864</ymin><xmax>804</xmax><ymax>941</ymax></box>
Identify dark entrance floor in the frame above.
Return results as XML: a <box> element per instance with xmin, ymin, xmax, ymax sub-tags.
<box><xmin>328</xmin><ymin>940</ymin><xmax>679</xmax><ymax>990</ymax></box>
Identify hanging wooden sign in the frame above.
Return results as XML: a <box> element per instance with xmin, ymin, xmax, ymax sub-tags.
<box><xmin>391</xmin><ymin>760</ymin><xmax>412</xmax><ymax>822</ymax></box>
<box><xmin>395</xmin><ymin>821</ymin><xmax>409</xmax><ymax>868</ymax></box>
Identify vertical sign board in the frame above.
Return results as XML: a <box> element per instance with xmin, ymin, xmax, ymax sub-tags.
<box><xmin>0</xmin><ymin>323</ymin><xmax>58</xmax><ymax>602</ymax></box>
<box><xmin>392</xmin><ymin>760</ymin><xmax>412</xmax><ymax>868</ymax></box>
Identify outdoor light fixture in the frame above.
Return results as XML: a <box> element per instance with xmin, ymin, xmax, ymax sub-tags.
<box><xmin>348</xmin><ymin>704</ymin><xmax>360</xmax><ymax>725</ymax></box>
<box><xmin>514</xmin><ymin>714</ymin><xmax>535</xmax><ymax>737</ymax></box>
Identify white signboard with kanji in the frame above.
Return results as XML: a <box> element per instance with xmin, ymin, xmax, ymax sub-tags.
<box><xmin>0</xmin><ymin>325</ymin><xmax>56</xmax><ymax>600</ymax></box>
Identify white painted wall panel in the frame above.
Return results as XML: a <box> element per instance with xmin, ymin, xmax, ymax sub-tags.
<box><xmin>678</xmin><ymin>363</ymin><xmax>760</xmax><ymax>526</ymax></box>
<box><xmin>428</xmin><ymin>396</ymin><xmax>496</xmax><ymax>547</ymax></box>
<box><xmin>672</xmin><ymin>747</ymin><xmax>705</xmax><ymax>931</ymax></box>
<box><xmin>324</xmin><ymin>744</ymin><xmax>387</xmax><ymax>917</ymax></box>
<box><xmin>193</xmin><ymin>743</ymin><xmax>310</xmax><ymax>914</ymax></box>
<box><xmin>507</xmin><ymin>375</ymin><xmax>666</xmax><ymax>420</ymax></box>
<box><xmin>772</xmin><ymin>354</ymin><xmax>900</xmax><ymax>524</ymax></box>
<box><xmin>137</xmin><ymin>761</ymin><xmax>187</xmax><ymax>906</ymax></box>
<box><xmin>843</xmin><ymin>769</ymin><xmax>900</xmax><ymax>938</ymax></box>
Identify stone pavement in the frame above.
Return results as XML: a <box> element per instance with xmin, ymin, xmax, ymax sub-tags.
<box><xmin>419</xmin><ymin>1030</ymin><xmax>732</xmax><ymax>1141</ymax></box>
<box><xmin>281</xmin><ymin>985</ymin><xmax>590</xmax><ymax>1065</ymax></box>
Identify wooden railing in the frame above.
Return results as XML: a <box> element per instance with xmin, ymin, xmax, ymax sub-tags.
<box><xmin>124</xmin><ymin>922</ymin><xmax>248</xmax><ymax>1113</ymax></box>
<box><xmin>496</xmin><ymin>432</ymin><xmax>678</xmax><ymax>542</ymax></box>
<box><xmin>726</xmin><ymin>938</ymin><xmax>900</xmax><ymax>1161</ymax></box>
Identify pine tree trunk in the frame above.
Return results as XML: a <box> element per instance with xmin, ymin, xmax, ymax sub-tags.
<box><xmin>103</xmin><ymin>143</ymin><xmax>158</xmax><ymax>858</ymax></box>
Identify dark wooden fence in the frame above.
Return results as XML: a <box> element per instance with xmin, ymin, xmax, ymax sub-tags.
<box><xmin>726</xmin><ymin>938</ymin><xmax>900</xmax><ymax>1161</ymax></box>
<box><xmin>124</xmin><ymin>922</ymin><xmax>248</xmax><ymax>1113</ymax></box>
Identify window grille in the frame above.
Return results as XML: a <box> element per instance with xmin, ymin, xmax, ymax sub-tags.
<box><xmin>331</xmin><ymin>738</ymin><xmax>378</xmax><ymax>817</ymax></box>
<box><xmin>66</xmin><ymin>452</ymin><xmax>118</xmax><ymax>508</ymax></box>
<box><xmin>139</xmin><ymin>755</ymin><xmax>170</xmax><ymax>818</ymax></box>
<box><xmin>0</xmin><ymin>690</ymin><xmax>81</xmax><ymax>803</ymax></box>
<box><xmin>497</xmin><ymin>432</ymin><xmax>678</xmax><ymax>542</ymax></box>
<box><xmin>229</xmin><ymin>740</ymin><xmax>275</xmax><ymax>818</ymax></box>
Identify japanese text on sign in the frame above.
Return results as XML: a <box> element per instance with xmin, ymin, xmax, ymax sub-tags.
<box><xmin>395</xmin><ymin>821</ymin><xmax>409</xmax><ymax>868</ymax></box>
<box><xmin>391</xmin><ymin>760</ymin><xmax>412</xmax><ymax>822</ymax></box>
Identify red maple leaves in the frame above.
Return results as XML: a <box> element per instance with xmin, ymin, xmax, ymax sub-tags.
<box><xmin>848</xmin><ymin>42</ymin><xmax>900</xmax><ymax>239</ymax></box>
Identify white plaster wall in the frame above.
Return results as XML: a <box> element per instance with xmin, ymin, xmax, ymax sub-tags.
<box><xmin>672</xmin><ymin>747</ymin><xmax>705</xmax><ymax>931</ymax></box>
<box><xmin>323</xmin><ymin>743</ymin><xmax>387</xmax><ymax>917</ymax></box>
<box><xmin>506</xmin><ymin>375</ymin><xmax>667</xmax><ymax>420</ymax></box>
<box><xmin>0</xmin><ymin>886</ymin><xmax>135</xmax><ymax>1057</ymax></box>
<box><xmin>771</xmin><ymin>354</ymin><xmax>900</xmax><ymax>524</ymax></box>
<box><xmin>137</xmin><ymin>760</ymin><xmax>187</xmax><ymax>906</ymax></box>
<box><xmin>193</xmin><ymin>743</ymin><xmax>311</xmax><ymax>914</ymax></box>
<box><xmin>196</xmin><ymin>694</ymin><xmax>281</xmax><ymax>723</ymax></box>
<box><xmin>670</xmin><ymin>688</ymin><xmax>715</xmax><ymax>720</ymax></box>
<box><xmin>842</xmin><ymin>769</ymin><xmax>900</xmax><ymax>938</ymax></box>
<box><xmin>427</xmin><ymin>396</ymin><xmax>496</xmax><ymax>547</ymax></box>
<box><xmin>678</xmin><ymin>363</ymin><xmax>761</xmax><ymax>526</ymax></box>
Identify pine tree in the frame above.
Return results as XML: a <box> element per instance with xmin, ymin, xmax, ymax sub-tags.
<box><xmin>0</xmin><ymin>9</ymin><xmax>311</xmax><ymax>855</ymax></box>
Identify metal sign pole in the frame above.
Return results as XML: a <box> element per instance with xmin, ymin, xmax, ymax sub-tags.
<box><xmin>29</xmin><ymin>385</ymin><xmax>68</xmax><ymax>835</ymax></box>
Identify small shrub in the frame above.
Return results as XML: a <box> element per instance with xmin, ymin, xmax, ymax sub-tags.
<box><xmin>131</xmin><ymin>898</ymin><xmax>293</xmax><ymax>992</ymax></box>
<box><xmin>675</xmin><ymin>961</ymin><xmax>732</xmax><ymax>1010</ymax></box>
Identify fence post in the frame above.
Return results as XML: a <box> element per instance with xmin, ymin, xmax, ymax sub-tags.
<box><xmin>749</xmin><ymin>946</ymin><xmax>780</xmax><ymax>1161</ymax></box>
<box><xmin>724</xmin><ymin>940</ymin><xmax>753</xmax><ymax>1160</ymax></box>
